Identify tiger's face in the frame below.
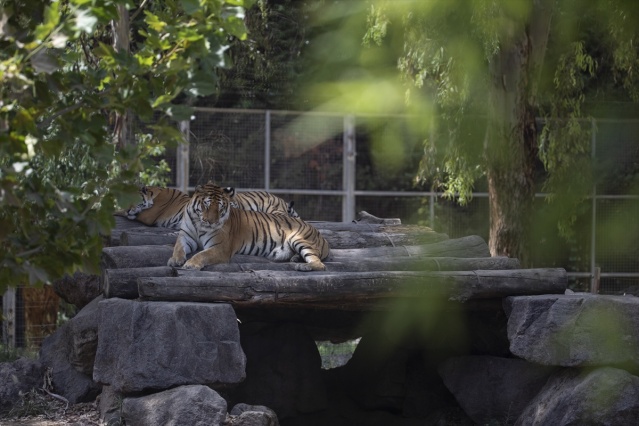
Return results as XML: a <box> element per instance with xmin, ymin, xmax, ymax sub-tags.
<box><xmin>125</xmin><ymin>186</ymin><xmax>160</xmax><ymax>219</ymax></box>
<box><xmin>193</xmin><ymin>184</ymin><xmax>235</xmax><ymax>226</ymax></box>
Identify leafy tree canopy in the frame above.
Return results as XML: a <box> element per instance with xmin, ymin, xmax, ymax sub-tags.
<box><xmin>0</xmin><ymin>0</ymin><xmax>254</xmax><ymax>292</ymax></box>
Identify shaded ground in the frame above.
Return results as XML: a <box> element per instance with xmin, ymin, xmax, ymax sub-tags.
<box><xmin>0</xmin><ymin>390</ymin><xmax>100</xmax><ymax>426</ymax></box>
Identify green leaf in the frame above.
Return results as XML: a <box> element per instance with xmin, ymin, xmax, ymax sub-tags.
<box><xmin>185</xmin><ymin>73</ymin><xmax>217</xmax><ymax>97</ymax></box>
<box><xmin>31</xmin><ymin>49</ymin><xmax>60</xmax><ymax>74</ymax></box>
<box><xmin>165</xmin><ymin>104</ymin><xmax>194</xmax><ymax>120</ymax></box>
<box><xmin>74</xmin><ymin>8</ymin><xmax>98</xmax><ymax>33</ymax></box>
<box><xmin>181</xmin><ymin>0</ymin><xmax>201</xmax><ymax>15</ymax></box>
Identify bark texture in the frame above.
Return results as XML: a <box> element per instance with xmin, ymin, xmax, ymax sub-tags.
<box><xmin>486</xmin><ymin>0</ymin><xmax>554</xmax><ymax>265</ymax></box>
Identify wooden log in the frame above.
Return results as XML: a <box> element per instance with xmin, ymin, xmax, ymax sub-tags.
<box><xmin>118</xmin><ymin>226</ymin><xmax>449</xmax><ymax>248</ymax></box>
<box><xmin>101</xmin><ymin>257</ymin><xmax>520</xmax><ymax>299</ymax></box>
<box><xmin>138</xmin><ymin>268</ymin><xmax>567</xmax><ymax>308</ymax></box>
<box><xmin>120</xmin><ymin>232</ymin><xmax>179</xmax><ymax>246</ymax></box>
<box><xmin>354</xmin><ymin>210</ymin><xmax>401</xmax><ymax>225</ymax></box>
<box><xmin>328</xmin><ymin>235</ymin><xmax>490</xmax><ymax>260</ymax></box>
<box><xmin>198</xmin><ymin>257</ymin><xmax>520</xmax><ymax>273</ymax></box>
<box><xmin>101</xmin><ymin>236</ymin><xmax>486</xmax><ymax>269</ymax></box>
<box><xmin>102</xmin><ymin>266</ymin><xmax>176</xmax><ymax>299</ymax></box>
<box><xmin>101</xmin><ymin>245</ymin><xmax>273</xmax><ymax>269</ymax></box>
<box><xmin>101</xmin><ymin>245</ymin><xmax>174</xmax><ymax>269</ymax></box>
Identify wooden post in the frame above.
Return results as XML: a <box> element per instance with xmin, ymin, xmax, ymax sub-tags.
<box><xmin>590</xmin><ymin>267</ymin><xmax>601</xmax><ymax>294</ymax></box>
<box><xmin>2</xmin><ymin>287</ymin><xmax>16</xmax><ymax>347</ymax></box>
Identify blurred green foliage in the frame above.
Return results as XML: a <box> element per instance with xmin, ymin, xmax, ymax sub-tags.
<box><xmin>0</xmin><ymin>0</ymin><xmax>254</xmax><ymax>292</ymax></box>
<box><xmin>294</xmin><ymin>0</ymin><xmax>639</xmax><ymax>262</ymax></box>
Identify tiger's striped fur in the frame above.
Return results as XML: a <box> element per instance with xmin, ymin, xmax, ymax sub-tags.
<box><xmin>167</xmin><ymin>184</ymin><xmax>329</xmax><ymax>271</ymax></box>
<box><xmin>233</xmin><ymin>190</ymin><xmax>299</xmax><ymax>218</ymax></box>
<box><xmin>116</xmin><ymin>184</ymin><xmax>299</xmax><ymax>229</ymax></box>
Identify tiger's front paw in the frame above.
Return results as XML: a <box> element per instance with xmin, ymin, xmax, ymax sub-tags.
<box><xmin>182</xmin><ymin>259</ymin><xmax>203</xmax><ymax>270</ymax></box>
<box><xmin>167</xmin><ymin>256</ymin><xmax>186</xmax><ymax>267</ymax></box>
<box><xmin>295</xmin><ymin>261</ymin><xmax>326</xmax><ymax>272</ymax></box>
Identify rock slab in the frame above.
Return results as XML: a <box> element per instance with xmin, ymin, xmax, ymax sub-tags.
<box><xmin>122</xmin><ymin>385</ymin><xmax>227</xmax><ymax>426</ymax></box>
<box><xmin>438</xmin><ymin>356</ymin><xmax>556</xmax><ymax>425</ymax></box>
<box><xmin>230</xmin><ymin>403</ymin><xmax>280</xmax><ymax>426</ymax></box>
<box><xmin>505</xmin><ymin>293</ymin><xmax>639</xmax><ymax>367</ymax></box>
<box><xmin>93</xmin><ymin>299</ymin><xmax>245</xmax><ymax>393</ymax></box>
<box><xmin>516</xmin><ymin>367</ymin><xmax>639</xmax><ymax>425</ymax></box>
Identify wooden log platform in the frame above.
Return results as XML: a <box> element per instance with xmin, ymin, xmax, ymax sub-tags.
<box><xmin>115</xmin><ymin>222</ymin><xmax>449</xmax><ymax>249</ymax></box>
<box><xmin>103</xmin><ymin>213</ymin><xmax>566</xmax><ymax>317</ymax></box>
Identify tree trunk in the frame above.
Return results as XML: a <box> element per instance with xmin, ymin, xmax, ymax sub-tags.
<box><xmin>485</xmin><ymin>0</ymin><xmax>554</xmax><ymax>265</ymax></box>
<box><xmin>112</xmin><ymin>4</ymin><xmax>131</xmax><ymax>148</ymax></box>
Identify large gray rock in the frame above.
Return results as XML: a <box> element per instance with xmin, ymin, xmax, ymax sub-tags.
<box><xmin>93</xmin><ymin>299</ymin><xmax>245</xmax><ymax>393</ymax></box>
<box><xmin>52</xmin><ymin>271</ymin><xmax>101</xmax><ymax>309</ymax></box>
<box><xmin>230</xmin><ymin>323</ymin><xmax>327</xmax><ymax>419</ymax></box>
<box><xmin>122</xmin><ymin>385</ymin><xmax>227</xmax><ymax>426</ymax></box>
<box><xmin>0</xmin><ymin>357</ymin><xmax>44</xmax><ymax>413</ymax></box>
<box><xmin>504</xmin><ymin>293</ymin><xmax>639</xmax><ymax>367</ymax></box>
<box><xmin>229</xmin><ymin>403</ymin><xmax>280</xmax><ymax>426</ymax></box>
<box><xmin>68</xmin><ymin>295</ymin><xmax>102</xmax><ymax>376</ymax></box>
<box><xmin>98</xmin><ymin>385</ymin><xmax>122</xmax><ymax>425</ymax></box>
<box><xmin>516</xmin><ymin>367</ymin><xmax>639</xmax><ymax>425</ymax></box>
<box><xmin>438</xmin><ymin>356</ymin><xmax>556</xmax><ymax>425</ymax></box>
<box><xmin>39</xmin><ymin>322</ymin><xmax>101</xmax><ymax>403</ymax></box>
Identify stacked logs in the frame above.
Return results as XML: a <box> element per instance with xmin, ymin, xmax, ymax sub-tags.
<box><xmin>101</xmin><ymin>212</ymin><xmax>567</xmax><ymax>312</ymax></box>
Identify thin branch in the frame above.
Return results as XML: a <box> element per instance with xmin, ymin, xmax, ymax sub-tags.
<box><xmin>37</xmin><ymin>104</ymin><xmax>83</xmax><ymax>130</ymax></box>
<box><xmin>130</xmin><ymin>0</ymin><xmax>151</xmax><ymax>23</ymax></box>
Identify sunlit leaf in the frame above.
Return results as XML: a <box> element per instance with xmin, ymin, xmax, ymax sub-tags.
<box><xmin>74</xmin><ymin>8</ymin><xmax>98</xmax><ymax>33</ymax></box>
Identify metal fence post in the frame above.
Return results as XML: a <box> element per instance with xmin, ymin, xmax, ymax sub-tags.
<box><xmin>429</xmin><ymin>193</ymin><xmax>435</xmax><ymax>229</ymax></box>
<box><xmin>589</xmin><ymin>118</ymin><xmax>598</xmax><ymax>293</ymax></box>
<box><xmin>342</xmin><ymin>115</ymin><xmax>356</xmax><ymax>222</ymax></box>
<box><xmin>265</xmin><ymin>110</ymin><xmax>271</xmax><ymax>190</ymax></box>
<box><xmin>176</xmin><ymin>120</ymin><xmax>190</xmax><ymax>193</ymax></box>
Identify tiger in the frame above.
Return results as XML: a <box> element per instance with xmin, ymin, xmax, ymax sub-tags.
<box><xmin>116</xmin><ymin>184</ymin><xmax>299</xmax><ymax>229</ymax></box>
<box><xmin>114</xmin><ymin>186</ymin><xmax>189</xmax><ymax>229</ymax></box>
<box><xmin>114</xmin><ymin>186</ymin><xmax>188</xmax><ymax>228</ymax></box>
<box><xmin>167</xmin><ymin>183</ymin><xmax>329</xmax><ymax>271</ymax></box>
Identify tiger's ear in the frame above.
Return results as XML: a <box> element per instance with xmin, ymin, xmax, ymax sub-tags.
<box><xmin>140</xmin><ymin>186</ymin><xmax>148</xmax><ymax>194</ymax></box>
<box><xmin>195</xmin><ymin>184</ymin><xmax>203</xmax><ymax>192</ymax></box>
<box><xmin>224</xmin><ymin>187</ymin><xmax>236</xmax><ymax>198</ymax></box>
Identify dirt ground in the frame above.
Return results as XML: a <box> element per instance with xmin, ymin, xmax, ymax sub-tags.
<box><xmin>0</xmin><ymin>391</ymin><xmax>101</xmax><ymax>426</ymax></box>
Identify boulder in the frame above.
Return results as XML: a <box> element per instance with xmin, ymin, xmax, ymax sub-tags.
<box><xmin>438</xmin><ymin>356</ymin><xmax>556</xmax><ymax>425</ymax></box>
<box><xmin>68</xmin><ymin>295</ymin><xmax>102</xmax><ymax>376</ymax></box>
<box><xmin>0</xmin><ymin>357</ymin><xmax>44</xmax><ymax>413</ymax></box>
<box><xmin>516</xmin><ymin>367</ymin><xmax>639</xmax><ymax>425</ymax></box>
<box><xmin>505</xmin><ymin>293</ymin><xmax>639</xmax><ymax>367</ymax></box>
<box><xmin>230</xmin><ymin>323</ymin><xmax>327</xmax><ymax>419</ymax></box>
<box><xmin>229</xmin><ymin>403</ymin><xmax>280</xmax><ymax>426</ymax></box>
<box><xmin>93</xmin><ymin>299</ymin><xmax>245</xmax><ymax>393</ymax></box>
<box><xmin>98</xmin><ymin>385</ymin><xmax>122</xmax><ymax>425</ymax></box>
<box><xmin>52</xmin><ymin>272</ymin><xmax>101</xmax><ymax>309</ymax></box>
<box><xmin>39</xmin><ymin>323</ymin><xmax>101</xmax><ymax>403</ymax></box>
<box><xmin>122</xmin><ymin>385</ymin><xmax>227</xmax><ymax>426</ymax></box>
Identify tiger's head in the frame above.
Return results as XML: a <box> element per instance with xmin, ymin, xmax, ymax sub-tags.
<box><xmin>191</xmin><ymin>183</ymin><xmax>235</xmax><ymax>227</ymax></box>
<box><xmin>114</xmin><ymin>186</ymin><xmax>158</xmax><ymax>219</ymax></box>
<box><xmin>116</xmin><ymin>186</ymin><xmax>189</xmax><ymax>228</ymax></box>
